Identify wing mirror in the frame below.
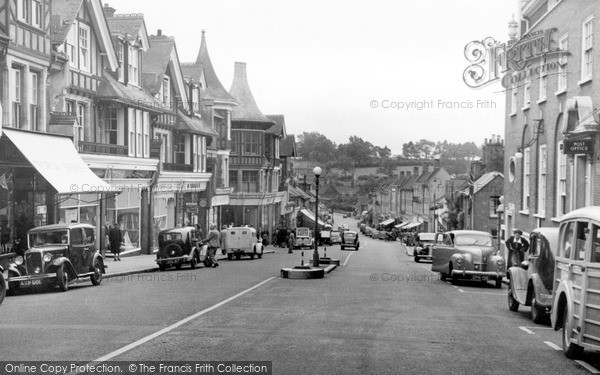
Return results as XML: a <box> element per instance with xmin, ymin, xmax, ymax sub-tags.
<box><xmin>520</xmin><ymin>261</ymin><xmax>529</xmax><ymax>270</ymax></box>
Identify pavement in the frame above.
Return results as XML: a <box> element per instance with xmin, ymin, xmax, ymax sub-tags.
<box><xmin>102</xmin><ymin>247</ymin><xmax>277</xmax><ymax>279</ymax></box>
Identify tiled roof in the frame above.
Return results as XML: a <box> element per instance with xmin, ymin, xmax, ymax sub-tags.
<box><xmin>96</xmin><ymin>72</ymin><xmax>165</xmax><ymax>113</ymax></box>
<box><xmin>142</xmin><ymin>35</ymin><xmax>174</xmax><ymax>95</ymax></box>
<box><xmin>185</xmin><ymin>31</ymin><xmax>236</xmax><ymax>104</ymax></box>
<box><xmin>176</xmin><ymin>109</ymin><xmax>218</xmax><ymax>137</ymax></box>
<box><xmin>229</xmin><ymin>62</ymin><xmax>274</xmax><ymax>124</ymax></box>
<box><xmin>462</xmin><ymin>171</ymin><xmax>504</xmax><ymax>196</ymax></box>
<box><xmin>50</xmin><ymin>0</ymin><xmax>83</xmax><ymax>45</ymax></box>
<box><xmin>266</xmin><ymin>114</ymin><xmax>285</xmax><ymax>135</ymax></box>
<box><xmin>106</xmin><ymin>14</ymin><xmax>144</xmax><ymax>39</ymax></box>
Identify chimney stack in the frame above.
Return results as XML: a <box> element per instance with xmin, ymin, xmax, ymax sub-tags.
<box><xmin>157</xmin><ymin>29</ymin><xmax>162</xmax><ymax>36</ymax></box>
<box><xmin>103</xmin><ymin>3</ymin><xmax>116</xmax><ymax>18</ymax></box>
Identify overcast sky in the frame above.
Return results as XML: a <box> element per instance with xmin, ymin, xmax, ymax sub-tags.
<box><xmin>109</xmin><ymin>0</ymin><xmax>516</xmax><ymax>155</ymax></box>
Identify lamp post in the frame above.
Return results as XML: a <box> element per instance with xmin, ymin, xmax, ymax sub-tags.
<box><xmin>313</xmin><ymin>166</ymin><xmax>322</xmax><ymax>267</ymax></box>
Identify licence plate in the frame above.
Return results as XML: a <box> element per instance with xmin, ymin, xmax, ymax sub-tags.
<box><xmin>20</xmin><ymin>279</ymin><xmax>43</xmax><ymax>287</ymax></box>
<box><xmin>473</xmin><ymin>275</ymin><xmax>488</xmax><ymax>281</ymax></box>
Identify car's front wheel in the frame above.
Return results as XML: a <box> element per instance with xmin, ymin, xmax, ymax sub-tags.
<box><xmin>495</xmin><ymin>278</ymin><xmax>502</xmax><ymax>289</ymax></box>
<box><xmin>508</xmin><ymin>281</ymin><xmax>519</xmax><ymax>312</ymax></box>
<box><xmin>562</xmin><ymin>304</ymin><xmax>584</xmax><ymax>359</ymax></box>
<box><xmin>190</xmin><ymin>252</ymin><xmax>198</xmax><ymax>269</ymax></box>
<box><xmin>6</xmin><ymin>271</ymin><xmax>20</xmax><ymax>296</ymax></box>
<box><xmin>414</xmin><ymin>255</ymin><xmax>420</xmax><ymax>263</ymax></box>
<box><xmin>531</xmin><ymin>295</ymin><xmax>545</xmax><ymax>324</ymax></box>
<box><xmin>56</xmin><ymin>264</ymin><xmax>69</xmax><ymax>292</ymax></box>
<box><xmin>90</xmin><ymin>259</ymin><xmax>103</xmax><ymax>286</ymax></box>
<box><xmin>0</xmin><ymin>273</ymin><xmax>5</xmax><ymax>305</ymax></box>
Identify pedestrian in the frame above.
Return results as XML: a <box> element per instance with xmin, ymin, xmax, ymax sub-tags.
<box><xmin>220</xmin><ymin>225</ymin><xmax>228</xmax><ymax>255</ymax></box>
<box><xmin>108</xmin><ymin>223</ymin><xmax>123</xmax><ymax>261</ymax></box>
<box><xmin>1</xmin><ymin>219</ymin><xmax>10</xmax><ymax>253</ymax></box>
<box><xmin>287</xmin><ymin>230</ymin><xmax>295</xmax><ymax>254</ymax></box>
<box><xmin>505</xmin><ymin>229</ymin><xmax>529</xmax><ymax>269</ymax></box>
<box><xmin>195</xmin><ymin>224</ymin><xmax>203</xmax><ymax>240</ymax></box>
<box><xmin>262</xmin><ymin>230</ymin><xmax>268</xmax><ymax>246</ymax></box>
<box><xmin>201</xmin><ymin>224</ymin><xmax>220</xmax><ymax>267</ymax></box>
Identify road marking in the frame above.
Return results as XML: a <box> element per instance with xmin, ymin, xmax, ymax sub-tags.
<box><xmin>544</xmin><ymin>341</ymin><xmax>561</xmax><ymax>350</ymax></box>
<box><xmin>458</xmin><ymin>289</ymin><xmax>465</xmax><ymax>293</ymax></box>
<box><xmin>84</xmin><ymin>277</ymin><xmax>275</xmax><ymax>367</ymax></box>
<box><xmin>519</xmin><ymin>326</ymin><xmax>535</xmax><ymax>335</ymax></box>
<box><xmin>343</xmin><ymin>251</ymin><xmax>354</xmax><ymax>266</ymax></box>
<box><xmin>575</xmin><ymin>360</ymin><xmax>600</xmax><ymax>374</ymax></box>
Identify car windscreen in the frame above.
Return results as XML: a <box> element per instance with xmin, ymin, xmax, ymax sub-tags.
<box><xmin>162</xmin><ymin>233</ymin><xmax>182</xmax><ymax>242</ymax></box>
<box><xmin>29</xmin><ymin>230</ymin><xmax>69</xmax><ymax>247</ymax></box>
<box><xmin>419</xmin><ymin>233</ymin><xmax>436</xmax><ymax>242</ymax></box>
<box><xmin>344</xmin><ymin>233</ymin><xmax>356</xmax><ymax>238</ymax></box>
<box><xmin>454</xmin><ymin>234</ymin><xmax>493</xmax><ymax>246</ymax></box>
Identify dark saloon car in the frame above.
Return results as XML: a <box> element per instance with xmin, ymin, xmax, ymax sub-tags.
<box><xmin>156</xmin><ymin>227</ymin><xmax>203</xmax><ymax>271</ymax></box>
<box><xmin>341</xmin><ymin>230</ymin><xmax>360</xmax><ymax>250</ymax></box>
<box><xmin>507</xmin><ymin>227</ymin><xmax>559</xmax><ymax>324</ymax></box>
<box><xmin>413</xmin><ymin>232</ymin><xmax>436</xmax><ymax>262</ymax></box>
<box><xmin>7</xmin><ymin>223</ymin><xmax>105</xmax><ymax>293</ymax></box>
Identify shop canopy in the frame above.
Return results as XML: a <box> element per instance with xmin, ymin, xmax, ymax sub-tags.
<box><xmin>380</xmin><ymin>218</ymin><xmax>395</xmax><ymax>226</ymax></box>
<box><xmin>299</xmin><ymin>208</ymin><xmax>326</xmax><ymax>227</ymax></box>
<box><xmin>394</xmin><ymin>222</ymin><xmax>409</xmax><ymax>229</ymax></box>
<box><xmin>403</xmin><ymin>222</ymin><xmax>422</xmax><ymax>230</ymax></box>
<box><xmin>4</xmin><ymin>128</ymin><xmax>114</xmax><ymax>195</ymax></box>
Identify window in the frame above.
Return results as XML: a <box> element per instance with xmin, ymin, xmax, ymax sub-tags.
<box><xmin>12</xmin><ymin>68</ymin><xmax>21</xmax><ymax>128</ymax></box>
<box><xmin>104</xmin><ymin>108</ymin><xmax>118</xmax><ymax>144</ymax></box>
<box><xmin>522</xmin><ymin>147</ymin><xmax>531</xmax><ymax>212</ymax></box>
<box><xmin>32</xmin><ymin>0</ymin><xmax>41</xmax><ymax>28</ymax></box>
<box><xmin>557</xmin><ymin>35</ymin><xmax>568</xmax><ymax>93</ymax></box>
<box><xmin>523</xmin><ymin>78</ymin><xmax>531</xmax><ymax>108</ymax></box>
<box><xmin>78</xmin><ymin>24</ymin><xmax>90</xmax><ymax>72</ymax></box>
<box><xmin>591</xmin><ymin>224</ymin><xmax>600</xmax><ymax>263</ymax></box>
<box><xmin>510</xmin><ymin>82</ymin><xmax>517</xmax><ymax>115</ymax></box>
<box><xmin>229</xmin><ymin>170</ymin><xmax>238</xmax><ymax>191</ymax></box>
<box><xmin>162</xmin><ymin>77</ymin><xmax>170</xmax><ymax>108</ymax></box>
<box><xmin>128</xmin><ymin>46</ymin><xmax>139</xmax><ymax>85</ymax></box>
<box><xmin>30</xmin><ymin>72</ymin><xmax>38</xmax><ymax>130</ymax></box>
<box><xmin>557</xmin><ymin>142</ymin><xmax>567</xmax><ymax>217</ymax></box>
<box><xmin>136</xmin><ymin>109</ymin><xmax>143</xmax><ymax>158</ymax></box>
<box><xmin>76</xmin><ymin>104</ymin><xmax>86</xmax><ymax>144</ymax></box>
<box><xmin>66</xmin><ymin>26</ymin><xmax>77</xmax><ymax>67</ymax></box>
<box><xmin>242</xmin><ymin>171</ymin><xmax>258</xmax><ymax>192</ymax></box>
<box><xmin>18</xmin><ymin>0</ymin><xmax>29</xmax><ymax>23</ymax></box>
<box><xmin>143</xmin><ymin>112</ymin><xmax>150</xmax><ymax>158</ymax></box>
<box><xmin>117</xmin><ymin>42</ymin><xmax>124</xmax><ymax>82</ymax></box>
<box><xmin>560</xmin><ymin>221</ymin><xmax>575</xmax><ymax>259</ymax></box>
<box><xmin>582</xmin><ymin>16</ymin><xmax>594</xmax><ymax>82</ymax></box>
<box><xmin>539</xmin><ymin>56</ymin><xmax>547</xmax><ymax>102</ymax></box>
<box><xmin>490</xmin><ymin>196</ymin><xmax>500</xmax><ymax>218</ymax></box>
<box><xmin>175</xmin><ymin>134</ymin><xmax>186</xmax><ymax>164</ymax></box>
<box><xmin>538</xmin><ymin>145</ymin><xmax>547</xmax><ymax>215</ymax></box>
<box><xmin>128</xmin><ymin>108</ymin><xmax>135</xmax><ymax>157</ymax></box>
<box><xmin>243</xmin><ymin>132</ymin><xmax>261</xmax><ymax>155</ymax></box>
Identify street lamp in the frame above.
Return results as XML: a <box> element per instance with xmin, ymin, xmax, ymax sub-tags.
<box><xmin>313</xmin><ymin>166</ymin><xmax>322</xmax><ymax>267</ymax></box>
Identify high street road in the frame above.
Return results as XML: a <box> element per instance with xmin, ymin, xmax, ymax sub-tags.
<box><xmin>0</xmin><ymin>214</ymin><xmax>596</xmax><ymax>374</ymax></box>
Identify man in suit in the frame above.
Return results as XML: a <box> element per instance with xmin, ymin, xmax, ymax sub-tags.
<box><xmin>505</xmin><ymin>229</ymin><xmax>529</xmax><ymax>269</ymax></box>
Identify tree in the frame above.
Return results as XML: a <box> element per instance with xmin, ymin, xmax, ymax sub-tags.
<box><xmin>337</xmin><ymin>136</ymin><xmax>377</xmax><ymax>167</ymax></box>
<box><xmin>297</xmin><ymin>132</ymin><xmax>336</xmax><ymax>163</ymax></box>
<box><xmin>402</xmin><ymin>141</ymin><xmax>419</xmax><ymax>159</ymax></box>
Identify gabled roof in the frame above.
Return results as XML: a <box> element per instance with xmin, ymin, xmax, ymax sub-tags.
<box><xmin>50</xmin><ymin>0</ymin><xmax>118</xmax><ymax>71</ymax></box>
<box><xmin>180</xmin><ymin>31</ymin><xmax>237</xmax><ymax>105</ymax></box>
<box><xmin>142</xmin><ymin>33</ymin><xmax>187</xmax><ymax>103</ymax></box>
<box><xmin>96</xmin><ymin>72</ymin><xmax>165</xmax><ymax>113</ymax></box>
<box><xmin>461</xmin><ymin>171</ymin><xmax>504</xmax><ymax>196</ymax></box>
<box><xmin>176</xmin><ymin>110</ymin><xmax>219</xmax><ymax>137</ymax></box>
<box><xmin>280</xmin><ymin>135</ymin><xmax>296</xmax><ymax>157</ymax></box>
<box><xmin>266</xmin><ymin>114</ymin><xmax>286</xmax><ymax>136</ymax></box>
<box><xmin>106</xmin><ymin>13</ymin><xmax>150</xmax><ymax>51</ymax></box>
<box><xmin>229</xmin><ymin>62</ymin><xmax>274</xmax><ymax>124</ymax></box>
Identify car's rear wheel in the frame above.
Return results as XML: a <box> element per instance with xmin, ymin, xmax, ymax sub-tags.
<box><xmin>414</xmin><ymin>255</ymin><xmax>420</xmax><ymax>263</ymax></box>
<box><xmin>508</xmin><ymin>281</ymin><xmax>519</xmax><ymax>312</ymax></box>
<box><xmin>250</xmin><ymin>254</ymin><xmax>255</xmax><ymax>260</ymax></box>
<box><xmin>495</xmin><ymin>278</ymin><xmax>502</xmax><ymax>289</ymax></box>
<box><xmin>227</xmin><ymin>253</ymin><xmax>233</xmax><ymax>261</ymax></box>
<box><xmin>175</xmin><ymin>264</ymin><xmax>182</xmax><ymax>270</ymax></box>
<box><xmin>258</xmin><ymin>249</ymin><xmax>263</xmax><ymax>259</ymax></box>
<box><xmin>531</xmin><ymin>295</ymin><xmax>545</xmax><ymax>324</ymax></box>
<box><xmin>56</xmin><ymin>264</ymin><xmax>69</xmax><ymax>292</ymax></box>
<box><xmin>190</xmin><ymin>252</ymin><xmax>198</xmax><ymax>269</ymax></box>
<box><xmin>90</xmin><ymin>259</ymin><xmax>103</xmax><ymax>286</ymax></box>
<box><xmin>341</xmin><ymin>246</ymin><xmax>345</xmax><ymax>250</ymax></box>
<box><xmin>158</xmin><ymin>262</ymin><xmax>166</xmax><ymax>271</ymax></box>
<box><xmin>0</xmin><ymin>273</ymin><xmax>6</xmax><ymax>305</ymax></box>
<box><xmin>235</xmin><ymin>254</ymin><xmax>241</xmax><ymax>260</ymax></box>
<box><xmin>6</xmin><ymin>271</ymin><xmax>20</xmax><ymax>296</ymax></box>
<box><xmin>562</xmin><ymin>305</ymin><xmax>584</xmax><ymax>358</ymax></box>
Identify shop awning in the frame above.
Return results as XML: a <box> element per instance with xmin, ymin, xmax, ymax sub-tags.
<box><xmin>395</xmin><ymin>221</ymin><xmax>409</xmax><ymax>229</ymax></box>
<box><xmin>3</xmin><ymin>129</ymin><xmax>114</xmax><ymax>195</ymax></box>
<box><xmin>299</xmin><ymin>208</ymin><xmax>326</xmax><ymax>226</ymax></box>
<box><xmin>380</xmin><ymin>218</ymin><xmax>395</xmax><ymax>226</ymax></box>
<box><xmin>403</xmin><ymin>222</ymin><xmax>422</xmax><ymax>230</ymax></box>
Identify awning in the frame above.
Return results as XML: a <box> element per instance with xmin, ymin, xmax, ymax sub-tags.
<box><xmin>395</xmin><ymin>221</ymin><xmax>409</xmax><ymax>229</ymax></box>
<box><xmin>380</xmin><ymin>218</ymin><xmax>395</xmax><ymax>226</ymax></box>
<box><xmin>3</xmin><ymin>129</ymin><xmax>114</xmax><ymax>195</ymax></box>
<box><xmin>299</xmin><ymin>208</ymin><xmax>326</xmax><ymax>226</ymax></box>
<box><xmin>403</xmin><ymin>222</ymin><xmax>422</xmax><ymax>230</ymax></box>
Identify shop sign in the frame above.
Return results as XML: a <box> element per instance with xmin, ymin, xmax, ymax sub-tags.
<box><xmin>211</xmin><ymin>195</ymin><xmax>230</xmax><ymax>206</ymax></box>
<box><xmin>564</xmin><ymin>139</ymin><xmax>594</xmax><ymax>155</ymax></box>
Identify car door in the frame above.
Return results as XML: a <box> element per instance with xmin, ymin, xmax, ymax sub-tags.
<box><xmin>69</xmin><ymin>228</ymin><xmax>86</xmax><ymax>274</ymax></box>
<box><xmin>432</xmin><ymin>233</ymin><xmax>452</xmax><ymax>273</ymax></box>
<box><xmin>581</xmin><ymin>222</ymin><xmax>600</xmax><ymax>345</ymax></box>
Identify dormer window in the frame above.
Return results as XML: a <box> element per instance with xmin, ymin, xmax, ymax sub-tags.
<box><xmin>78</xmin><ymin>24</ymin><xmax>90</xmax><ymax>72</ymax></box>
<box><xmin>162</xmin><ymin>76</ymin><xmax>170</xmax><ymax>108</ymax></box>
<box><xmin>128</xmin><ymin>46</ymin><xmax>139</xmax><ymax>85</ymax></box>
<box><xmin>117</xmin><ymin>42</ymin><xmax>124</xmax><ymax>82</ymax></box>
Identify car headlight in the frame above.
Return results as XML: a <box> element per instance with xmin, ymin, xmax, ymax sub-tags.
<box><xmin>43</xmin><ymin>253</ymin><xmax>53</xmax><ymax>262</ymax></box>
<box><xmin>456</xmin><ymin>256</ymin><xmax>463</xmax><ymax>264</ymax></box>
<box><xmin>15</xmin><ymin>256</ymin><xmax>24</xmax><ymax>266</ymax></box>
<box><xmin>497</xmin><ymin>258</ymin><xmax>505</xmax><ymax>265</ymax></box>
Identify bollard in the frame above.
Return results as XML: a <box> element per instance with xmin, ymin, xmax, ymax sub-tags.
<box><xmin>301</xmin><ymin>251</ymin><xmax>304</xmax><ymax>266</ymax></box>
<box><xmin>324</xmin><ymin>247</ymin><xmax>327</xmax><ymax>258</ymax></box>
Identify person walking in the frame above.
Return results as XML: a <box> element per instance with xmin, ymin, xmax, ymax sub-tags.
<box><xmin>201</xmin><ymin>224</ymin><xmax>220</xmax><ymax>267</ymax></box>
<box><xmin>287</xmin><ymin>230</ymin><xmax>295</xmax><ymax>254</ymax></box>
<box><xmin>505</xmin><ymin>229</ymin><xmax>529</xmax><ymax>269</ymax></box>
<box><xmin>108</xmin><ymin>223</ymin><xmax>123</xmax><ymax>261</ymax></box>
<box><xmin>220</xmin><ymin>225</ymin><xmax>228</xmax><ymax>255</ymax></box>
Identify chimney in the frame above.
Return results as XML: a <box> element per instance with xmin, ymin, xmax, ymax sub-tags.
<box><xmin>103</xmin><ymin>3</ymin><xmax>116</xmax><ymax>18</ymax></box>
<box><xmin>434</xmin><ymin>158</ymin><xmax>440</xmax><ymax>168</ymax></box>
<box><xmin>157</xmin><ymin>29</ymin><xmax>162</xmax><ymax>36</ymax></box>
<box><xmin>234</xmin><ymin>62</ymin><xmax>247</xmax><ymax>82</ymax></box>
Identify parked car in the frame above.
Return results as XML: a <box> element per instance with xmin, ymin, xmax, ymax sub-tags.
<box><xmin>319</xmin><ymin>230</ymin><xmax>332</xmax><ymax>246</ymax></box>
<box><xmin>370</xmin><ymin>229</ymin><xmax>380</xmax><ymax>239</ymax></box>
<box><xmin>223</xmin><ymin>227</ymin><xmax>260</xmax><ymax>260</ymax></box>
<box><xmin>377</xmin><ymin>230</ymin><xmax>388</xmax><ymax>240</ymax></box>
<box><xmin>413</xmin><ymin>232</ymin><xmax>436</xmax><ymax>262</ymax></box>
<box><xmin>0</xmin><ymin>259</ymin><xmax>6</xmax><ymax>305</ymax></box>
<box><xmin>507</xmin><ymin>227</ymin><xmax>559</xmax><ymax>324</ymax></box>
<box><xmin>156</xmin><ymin>227</ymin><xmax>205</xmax><ymax>271</ymax></box>
<box><xmin>550</xmin><ymin>207</ymin><xmax>600</xmax><ymax>358</ymax></box>
<box><xmin>341</xmin><ymin>230</ymin><xmax>360</xmax><ymax>250</ymax></box>
<box><xmin>331</xmin><ymin>231</ymin><xmax>342</xmax><ymax>245</ymax></box>
<box><xmin>294</xmin><ymin>227</ymin><xmax>314</xmax><ymax>249</ymax></box>
<box><xmin>6</xmin><ymin>223</ymin><xmax>105</xmax><ymax>294</ymax></box>
<box><xmin>431</xmin><ymin>230</ymin><xmax>505</xmax><ymax>288</ymax></box>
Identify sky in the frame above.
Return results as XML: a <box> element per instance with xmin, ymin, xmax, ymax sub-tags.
<box><xmin>109</xmin><ymin>0</ymin><xmax>517</xmax><ymax>155</ymax></box>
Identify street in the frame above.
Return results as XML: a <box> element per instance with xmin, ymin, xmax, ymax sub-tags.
<box><xmin>0</xmin><ymin>215</ymin><xmax>597</xmax><ymax>375</ymax></box>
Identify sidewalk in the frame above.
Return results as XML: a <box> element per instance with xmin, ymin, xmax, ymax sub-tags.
<box><xmin>102</xmin><ymin>247</ymin><xmax>276</xmax><ymax>279</ymax></box>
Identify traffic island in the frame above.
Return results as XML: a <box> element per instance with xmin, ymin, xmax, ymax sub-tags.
<box><xmin>316</xmin><ymin>257</ymin><xmax>340</xmax><ymax>266</ymax></box>
<box><xmin>281</xmin><ymin>266</ymin><xmax>325</xmax><ymax>279</ymax></box>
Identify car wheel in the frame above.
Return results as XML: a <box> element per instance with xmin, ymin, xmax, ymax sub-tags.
<box><xmin>0</xmin><ymin>273</ymin><xmax>5</xmax><ymax>305</ymax></box>
<box><xmin>449</xmin><ymin>265</ymin><xmax>458</xmax><ymax>285</ymax></box>
<box><xmin>508</xmin><ymin>281</ymin><xmax>519</xmax><ymax>312</ymax></box>
<box><xmin>6</xmin><ymin>271</ymin><xmax>20</xmax><ymax>296</ymax></box>
<box><xmin>90</xmin><ymin>259</ymin><xmax>103</xmax><ymax>286</ymax></box>
<box><xmin>495</xmin><ymin>278</ymin><xmax>502</xmax><ymax>289</ymax></box>
<box><xmin>258</xmin><ymin>251</ymin><xmax>263</xmax><ymax>259</ymax></box>
<box><xmin>175</xmin><ymin>264</ymin><xmax>182</xmax><ymax>270</ymax></box>
<box><xmin>414</xmin><ymin>256</ymin><xmax>420</xmax><ymax>263</ymax></box>
<box><xmin>562</xmin><ymin>304</ymin><xmax>584</xmax><ymax>359</ymax></box>
<box><xmin>531</xmin><ymin>295</ymin><xmax>545</xmax><ymax>324</ymax></box>
<box><xmin>56</xmin><ymin>264</ymin><xmax>69</xmax><ymax>292</ymax></box>
<box><xmin>159</xmin><ymin>263</ymin><xmax>166</xmax><ymax>271</ymax></box>
<box><xmin>440</xmin><ymin>273</ymin><xmax>447</xmax><ymax>281</ymax></box>
<box><xmin>341</xmin><ymin>246</ymin><xmax>345</xmax><ymax>250</ymax></box>
<box><xmin>203</xmin><ymin>259</ymin><xmax>211</xmax><ymax>267</ymax></box>
<box><xmin>190</xmin><ymin>253</ymin><xmax>198</xmax><ymax>269</ymax></box>
<box><xmin>235</xmin><ymin>254</ymin><xmax>241</xmax><ymax>260</ymax></box>
<box><xmin>227</xmin><ymin>253</ymin><xmax>233</xmax><ymax>261</ymax></box>
<box><xmin>250</xmin><ymin>254</ymin><xmax>255</xmax><ymax>260</ymax></box>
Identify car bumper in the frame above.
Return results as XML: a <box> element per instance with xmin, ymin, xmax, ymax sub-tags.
<box><xmin>8</xmin><ymin>274</ymin><xmax>58</xmax><ymax>288</ymax></box>
<box><xmin>416</xmin><ymin>255</ymin><xmax>432</xmax><ymax>260</ymax></box>
<box><xmin>451</xmin><ymin>270</ymin><xmax>505</xmax><ymax>279</ymax></box>
<box><xmin>156</xmin><ymin>255</ymin><xmax>192</xmax><ymax>265</ymax></box>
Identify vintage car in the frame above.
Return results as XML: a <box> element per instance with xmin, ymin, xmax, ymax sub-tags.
<box><xmin>331</xmin><ymin>231</ymin><xmax>342</xmax><ymax>245</ymax></box>
<box><xmin>223</xmin><ymin>227</ymin><xmax>260</xmax><ymax>260</ymax></box>
<box><xmin>370</xmin><ymin>229</ymin><xmax>380</xmax><ymax>239</ymax></box>
<box><xmin>156</xmin><ymin>227</ymin><xmax>209</xmax><ymax>271</ymax></box>
<box><xmin>319</xmin><ymin>230</ymin><xmax>332</xmax><ymax>246</ymax></box>
<box><xmin>341</xmin><ymin>230</ymin><xmax>360</xmax><ymax>250</ymax></box>
<box><xmin>413</xmin><ymin>232</ymin><xmax>436</xmax><ymax>263</ymax></box>
<box><xmin>0</xmin><ymin>258</ymin><xmax>6</xmax><ymax>305</ymax></box>
<box><xmin>294</xmin><ymin>227</ymin><xmax>314</xmax><ymax>249</ymax></box>
<box><xmin>6</xmin><ymin>223</ymin><xmax>105</xmax><ymax>293</ymax></box>
<box><xmin>550</xmin><ymin>207</ymin><xmax>600</xmax><ymax>358</ymax></box>
<box><xmin>507</xmin><ymin>227</ymin><xmax>559</xmax><ymax>324</ymax></box>
<box><xmin>431</xmin><ymin>230</ymin><xmax>505</xmax><ymax>288</ymax></box>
